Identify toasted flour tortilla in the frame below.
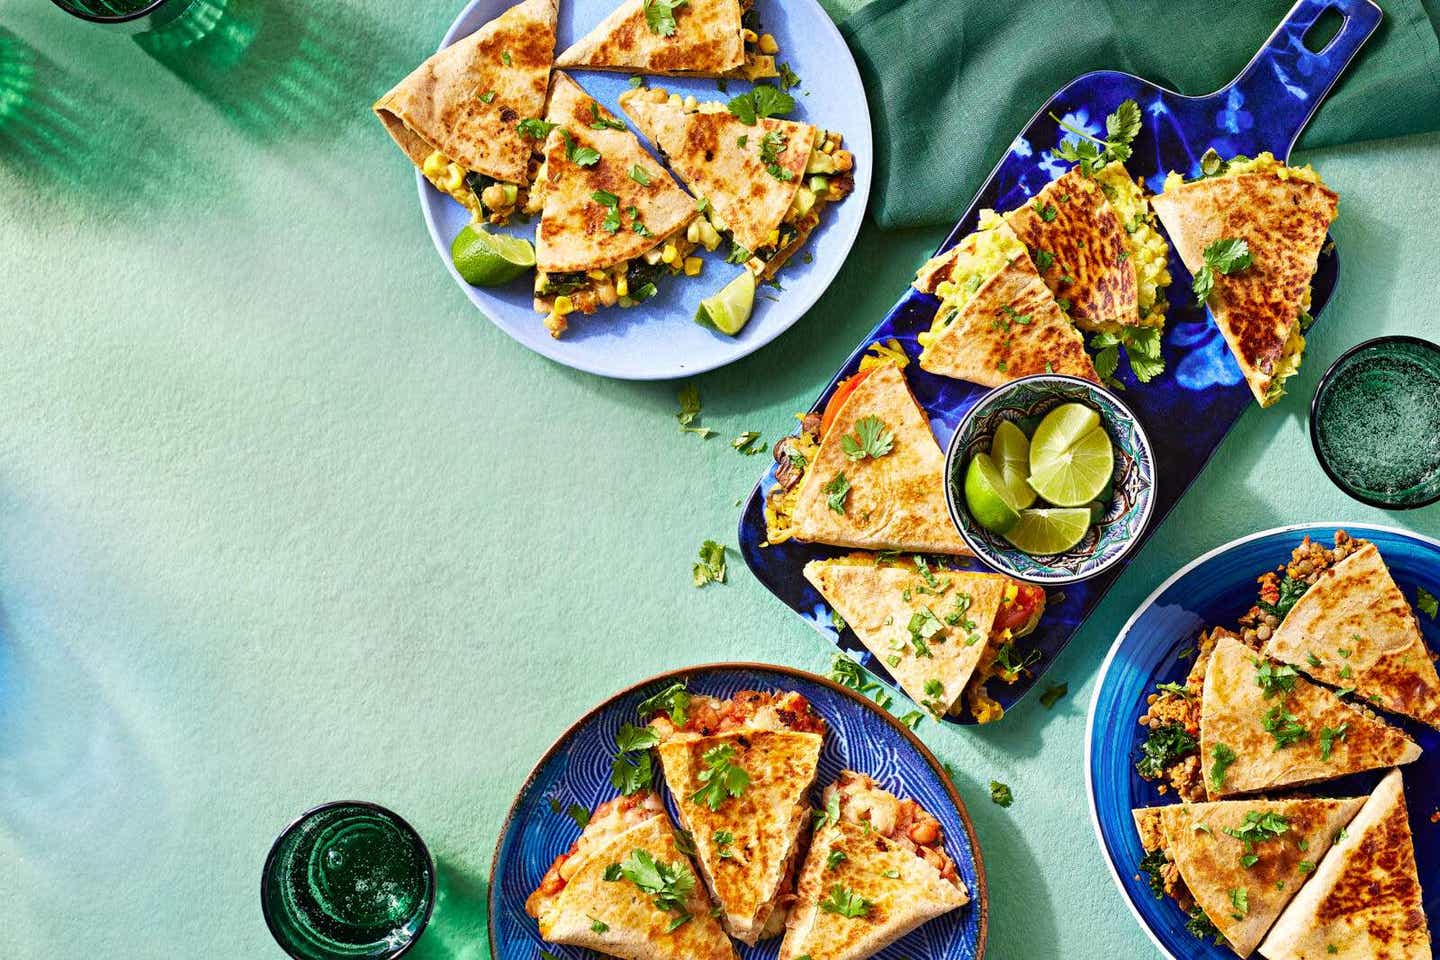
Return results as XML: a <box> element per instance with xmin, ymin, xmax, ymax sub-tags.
<box><xmin>557</xmin><ymin>0</ymin><xmax>764</xmax><ymax>77</ymax></box>
<box><xmin>1263</xmin><ymin>542</ymin><xmax>1440</xmax><ymax>730</ymax></box>
<box><xmin>1200</xmin><ymin>634</ymin><xmax>1420</xmax><ymax>797</ymax></box>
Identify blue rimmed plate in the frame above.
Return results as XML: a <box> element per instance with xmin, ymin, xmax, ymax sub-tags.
<box><xmin>488</xmin><ymin>663</ymin><xmax>986</xmax><ymax>959</ymax></box>
<box><xmin>419</xmin><ymin>0</ymin><xmax>872</xmax><ymax>380</ymax></box>
<box><xmin>1086</xmin><ymin>523</ymin><xmax>1440</xmax><ymax>959</ymax></box>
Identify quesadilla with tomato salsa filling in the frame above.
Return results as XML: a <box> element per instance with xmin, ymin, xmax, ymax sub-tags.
<box><xmin>556</xmin><ymin>0</ymin><xmax>778</xmax><ymax>80</ymax></box>
<box><xmin>803</xmin><ymin>555</ymin><xmax>1045</xmax><ymax>723</ymax></box>
<box><xmin>778</xmin><ymin>771</ymin><xmax>969</xmax><ymax>960</ymax></box>
<box><xmin>643</xmin><ymin>688</ymin><xmax>826</xmax><ymax>945</ymax></box>
<box><xmin>765</xmin><ymin>355</ymin><xmax>969</xmax><ymax>555</ymax></box>
<box><xmin>374</xmin><ymin>0</ymin><xmax>557</xmax><ymax>225</ymax></box>
<box><xmin>526</xmin><ymin>789</ymin><xmax>738</xmax><ymax>960</ymax></box>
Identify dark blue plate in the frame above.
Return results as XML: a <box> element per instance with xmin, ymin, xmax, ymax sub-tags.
<box><xmin>1087</xmin><ymin>523</ymin><xmax>1440</xmax><ymax>959</ymax></box>
<box><xmin>738</xmin><ymin>0</ymin><xmax>1382</xmax><ymax>723</ymax></box>
<box><xmin>488</xmin><ymin>663</ymin><xmax>986</xmax><ymax>959</ymax></box>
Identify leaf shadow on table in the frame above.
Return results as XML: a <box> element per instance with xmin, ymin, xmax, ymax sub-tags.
<box><xmin>409</xmin><ymin>856</ymin><xmax>491</xmax><ymax>960</ymax></box>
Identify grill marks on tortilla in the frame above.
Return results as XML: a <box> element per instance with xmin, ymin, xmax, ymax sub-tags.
<box><xmin>556</xmin><ymin>0</ymin><xmax>745</xmax><ymax>76</ymax></box>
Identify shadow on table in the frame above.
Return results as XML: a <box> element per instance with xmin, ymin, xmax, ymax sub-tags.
<box><xmin>410</xmin><ymin>856</ymin><xmax>491</xmax><ymax>960</ymax></box>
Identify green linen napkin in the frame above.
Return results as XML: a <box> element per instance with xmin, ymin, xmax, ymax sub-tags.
<box><xmin>831</xmin><ymin>0</ymin><xmax>1440</xmax><ymax>228</ymax></box>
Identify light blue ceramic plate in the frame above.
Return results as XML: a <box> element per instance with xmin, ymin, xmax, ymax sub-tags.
<box><xmin>489</xmin><ymin>663</ymin><xmax>986</xmax><ymax>959</ymax></box>
<box><xmin>418</xmin><ymin>0</ymin><xmax>873</xmax><ymax>379</ymax></box>
<box><xmin>1087</xmin><ymin>523</ymin><xmax>1440</xmax><ymax>959</ymax></box>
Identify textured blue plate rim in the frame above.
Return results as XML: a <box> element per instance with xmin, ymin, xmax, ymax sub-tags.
<box><xmin>486</xmin><ymin>660</ymin><xmax>989</xmax><ymax>957</ymax></box>
<box><xmin>1083</xmin><ymin>521</ymin><xmax>1440</xmax><ymax>960</ymax></box>
<box><xmin>417</xmin><ymin>0</ymin><xmax>875</xmax><ymax>381</ymax></box>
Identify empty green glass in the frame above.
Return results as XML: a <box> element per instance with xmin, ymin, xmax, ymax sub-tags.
<box><xmin>261</xmin><ymin>802</ymin><xmax>435</xmax><ymax>960</ymax></box>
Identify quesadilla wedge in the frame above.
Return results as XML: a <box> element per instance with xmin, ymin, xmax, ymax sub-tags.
<box><xmin>803</xmin><ymin>555</ymin><xmax>1046</xmax><ymax>723</ymax></box>
<box><xmin>764</xmin><ymin>357</ymin><xmax>970</xmax><ymax>555</ymax></box>
<box><xmin>556</xmin><ymin>0</ymin><xmax>778</xmax><ymax>79</ymax></box>
<box><xmin>1133</xmin><ymin>796</ymin><xmax>1365</xmax><ymax>957</ymax></box>
<box><xmin>619</xmin><ymin>85</ymin><xmax>854</xmax><ymax>280</ymax></box>
<box><xmin>778</xmin><ymin>771</ymin><xmax>968</xmax><ymax>960</ymax></box>
<box><xmin>1150</xmin><ymin>151</ymin><xmax>1338</xmax><ymax>407</ymax></box>
<box><xmin>1263</xmin><ymin>541</ymin><xmax>1440</xmax><ymax>730</ymax></box>
<box><xmin>1200</xmin><ymin>634</ymin><xmax>1420</xmax><ymax>798</ymax></box>
<box><xmin>374</xmin><ymin>0</ymin><xmax>557</xmax><ymax>225</ymax></box>
<box><xmin>526</xmin><ymin>790</ymin><xmax>738</xmax><ymax>960</ymax></box>
<box><xmin>1259</xmin><ymin>769</ymin><xmax>1432</xmax><ymax>960</ymax></box>
<box><xmin>914</xmin><ymin>216</ymin><xmax>1097</xmax><ymax>385</ymax></box>
<box><xmin>531</xmin><ymin>73</ymin><xmax>700</xmax><ymax>336</ymax></box>
<box><xmin>643</xmin><ymin>688</ymin><xmax>826</xmax><ymax>944</ymax></box>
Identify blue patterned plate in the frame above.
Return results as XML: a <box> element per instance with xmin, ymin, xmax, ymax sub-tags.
<box><xmin>488</xmin><ymin>663</ymin><xmax>986</xmax><ymax>959</ymax></box>
<box><xmin>1086</xmin><ymin>523</ymin><xmax>1440</xmax><ymax>959</ymax></box>
<box><xmin>739</xmin><ymin>0</ymin><xmax>1382</xmax><ymax>722</ymax></box>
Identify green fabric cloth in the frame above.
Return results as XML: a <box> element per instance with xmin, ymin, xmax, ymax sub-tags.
<box><xmin>836</xmin><ymin>0</ymin><xmax>1440</xmax><ymax>227</ymax></box>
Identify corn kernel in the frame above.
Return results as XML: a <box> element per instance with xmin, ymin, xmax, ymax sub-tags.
<box><xmin>683</xmin><ymin>95</ymin><xmax>698</xmax><ymax>112</ymax></box>
<box><xmin>661</xmin><ymin>243</ymin><xmax>678</xmax><ymax>265</ymax></box>
<box><xmin>767</xmin><ymin>229</ymin><xmax>780</xmax><ymax>246</ymax></box>
<box><xmin>758</xmin><ymin>33</ymin><xmax>779</xmax><ymax>54</ymax></box>
<box><xmin>686</xmin><ymin>220</ymin><xmax>701</xmax><ymax>244</ymax></box>
<box><xmin>441</xmin><ymin>167</ymin><xmax>465</xmax><ymax>193</ymax></box>
<box><xmin>587</xmin><ymin>269</ymin><xmax>606</xmax><ymax>281</ymax></box>
<box><xmin>616</xmin><ymin>277</ymin><xmax>629</xmax><ymax>298</ymax></box>
<box><xmin>684</xmin><ymin>257</ymin><xmax>703</xmax><ymax>277</ymax></box>
<box><xmin>553</xmin><ymin>295</ymin><xmax>574</xmax><ymax>315</ymax></box>
<box><xmin>821</xmin><ymin>140</ymin><xmax>835</xmax><ymax>154</ymax></box>
<box><xmin>742</xmin><ymin>28</ymin><xmax>758</xmax><ymax>42</ymax></box>
<box><xmin>422</xmin><ymin>151</ymin><xmax>448</xmax><ymax>177</ymax></box>
<box><xmin>668</xmin><ymin>93</ymin><xmax>683</xmax><ymax>107</ymax></box>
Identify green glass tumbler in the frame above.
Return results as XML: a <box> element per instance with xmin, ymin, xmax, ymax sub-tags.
<box><xmin>261</xmin><ymin>802</ymin><xmax>435</xmax><ymax>960</ymax></box>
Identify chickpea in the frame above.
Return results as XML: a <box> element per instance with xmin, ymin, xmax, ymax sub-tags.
<box><xmin>908</xmin><ymin>817</ymin><xmax>940</xmax><ymax>846</ymax></box>
<box><xmin>481</xmin><ymin>183</ymin><xmax>510</xmax><ymax>211</ymax></box>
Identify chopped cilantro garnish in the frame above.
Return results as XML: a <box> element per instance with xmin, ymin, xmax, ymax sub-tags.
<box><xmin>1262</xmin><ymin>704</ymin><xmax>1308</xmax><ymax>749</ymax></box>
<box><xmin>758</xmin><ymin>129</ymin><xmax>794</xmax><ymax>181</ymax></box>
<box><xmin>692</xmin><ymin>540</ymin><xmax>727</xmax><ymax>587</ymax></box>
<box><xmin>1254</xmin><ymin>659</ymin><xmax>1299</xmax><ymax>699</ymax></box>
<box><xmin>819</xmin><ymin>883</ymin><xmax>870</xmax><ymax>918</ymax></box>
<box><xmin>726</xmin><ymin>84</ymin><xmax>795</xmax><ymax>125</ymax></box>
<box><xmin>691</xmin><ymin>744</ymin><xmax>750</xmax><ymax>811</ymax></box>
<box><xmin>1193</xmin><ymin>237</ymin><xmax>1253</xmax><ymax>302</ymax></box>
<box><xmin>676</xmin><ymin>384</ymin><xmax>716</xmax><ymax>438</ymax></box>
<box><xmin>840</xmin><ymin>415</ymin><xmax>894</xmax><ymax>461</ymax></box>
<box><xmin>989</xmin><ymin>780</ymin><xmax>1014</xmax><ymax>807</ymax></box>
<box><xmin>629</xmin><ymin>164</ymin><xmax>652</xmax><ymax>186</ymax></box>
<box><xmin>1209</xmin><ymin>742</ymin><xmax>1237</xmax><ymax>792</ymax></box>
<box><xmin>517</xmin><ymin>117</ymin><xmax>557</xmax><ymax>140</ymax></box>
<box><xmin>822</xmin><ymin>472</ymin><xmax>850</xmax><ymax>514</ymax></box>
<box><xmin>1137</xmin><ymin>721</ymin><xmax>1197</xmax><ymax>779</ymax></box>
<box><xmin>1319</xmin><ymin>723</ymin><xmax>1348</xmax><ymax>761</ymax></box>
<box><xmin>1039</xmin><ymin>682</ymin><xmax>1069</xmax><ymax>709</ymax></box>
<box><xmin>619</xmin><ymin>848</ymin><xmax>695</xmax><ymax>914</ymax></box>
<box><xmin>642</xmin><ymin>0</ymin><xmax>688</xmax><ymax>36</ymax></box>
<box><xmin>637</xmin><ymin>682</ymin><xmax>690</xmax><ymax>726</ymax></box>
<box><xmin>1418</xmin><ymin>586</ymin><xmax>1438</xmax><ymax>619</ymax></box>
<box><xmin>589</xmin><ymin>102</ymin><xmax>626</xmax><ymax>130</ymax></box>
<box><xmin>561</xmin><ymin>128</ymin><xmax>600</xmax><ymax>167</ymax></box>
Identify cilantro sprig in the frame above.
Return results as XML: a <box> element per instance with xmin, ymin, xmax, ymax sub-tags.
<box><xmin>840</xmin><ymin>415</ymin><xmax>894</xmax><ymax>462</ymax></box>
<box><xmin>726</xmin><ymin>84</ymin><xmax>795</xmax><ymax>126</ymax></box>
<box><xmin>1192</xmin><ymin>237</ymin><xmax>1253</xmax><ymax>302</ymax></box>
<box><xmin>692</xmin><ymin>539</ymin><xmax>727</xmax><ymax>587</ymax></box>
<box><xmin>819</xmin><ymin>883</ymin><xmax>871</xmax><ymax>919</ymax></box>
<box><xmin>692</xmin><ymin>743</ymin><xmax>750</xmax><ymax>811</ymax></box>
<box><xmin>822</xmin><ymin>472</ymin><xmax>851</xmax><ymax>514</ymax></box>
<box><xmin>1051</xmin><ymin>99</ymin><xmax>1142</xmax><ymax>177</ymax></box>
<box><xmin>637</xmin><ymin>682</ymin><xmax>691</xmax><ymax>726</ymax></box>
<box><xmin>1090</xmin><ymin>325</ymin><xmax>1164</xmax><ymax>386</ymax></box>
<box><xmin>561</xmin><ymin>128</ymin><xmax>600</xmax><ymax>167</ymax></box>
<box><xmin>619</xmin><ymin>848</ymin><xmax>695</xmax><ymax>915</ymax></box>
<box><xmin>758</xmin><ymin>130</ymin><xmax>794</xmax><ymax>181</ymax></box>
<box><xmin>643</xmin><ymin>0</ymin><xmax>688</xmax><ymax>36</ymax></box>
<box><xmin>611</xmin><ymin>722</ymin><xmax>660</xmax><ymax>795</ymax></box>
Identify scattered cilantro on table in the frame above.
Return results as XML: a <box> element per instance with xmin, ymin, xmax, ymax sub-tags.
<box><xmin>692</xmin><ymin>540</ymin><xmax>727</xmax><ymax>587</ymax></box>
<box><xmin>989</xmin><ymin>780</ymin><xmax>1014</xmax><ymax>807</ymax></box>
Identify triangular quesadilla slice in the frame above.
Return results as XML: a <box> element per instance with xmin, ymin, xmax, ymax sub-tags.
<box><xmin>526</xmin><ymin>790</ymin><xmax>738</xmax><ymax>960</ymax></box>
<box><xmin>531</xmin><ymin>72</ymin><xmax>700</xmax><ymax>336</ymax></box>
<box><xmin>765</xmin><ymin>360</ymin><xmax>970</xmax><ymax>555</ymax></box>
<box><xmin>1200</xmin><ymin>633</ymin><xmax>1420</xmax><ymax>798</ymax></box>
<box><xmin>1260</xmin><ymin>769</ymin><xmax>1432</xmax><ymax>960</ymax></box>
<box><xmin>644</xmin><ymin>688</ymin><xmax>826</xmax><ymax>944</ymax></box>
<box><xmin>619</xmin><ymin>85</ymin><xmax>854</xmax><ymax>279</ymax></box>
<box><xmin>914</xmin><ymin>219</ymin><xmax>1097</xmax><ymax>386</ymax></box>
<box><xmin>1132</xmin><ymin>796</ymin><xmax>1364</xmax><ymax>957</ymax></box>
<box><xmin>374</xmin><ymin>0</ymin><xmax>557</xmax><ymax>224</ymax></box>
<box><xmin>803</xmin><ymin>555</ymin><xmax>1046</xmax><ymax>723</ymax></box>
<box><xmin>1150</xmin><ymin>152</ymin><xmax>1337</xmax><ymax>407</ymax></box>
<box><xmin>556</xmin><ymin>0</ymin><xmax>778</xmax><ymax>79</ymax></box>
<box><xmin>1263</xmin><ymin>541</ymin><xmax>1440</xmax><ymax>730</ymax></box>
<box><xmin>779</xmin><ymin>771</ymin><xmax>969</xmax><ymax>960</ymax></box>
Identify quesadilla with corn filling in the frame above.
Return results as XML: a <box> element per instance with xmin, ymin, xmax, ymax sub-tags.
<box><xmin>557</xmin><ymin>0</ymin><xmax>778</xmax><ymax>79</ymax></box>
<box><xmin>619</xmin><ymin>85</ymin><xmax>854</xmax><ymax>281</ymax></box>
<box><xmin>1150</xmin><ymin>152</ymin><xmax>1337</xmax><ymax>407</ymax></box>
<box><xmin>532</xmin><ymin>73</ymin><xmax>700</xmax><ymax>336</ymax></box>
<box><xmin>803</xmin><ymin>555</ymin><xmax>1045</xmax><ymax>723</ymax></box>
<box><xmin>374</xmin><ymin>0</ymin><xmax>557</xmax><ymax>225</ymax></box>
<box><xmin>778</xmin><ymin>771</ymin><xmax>969</xmax><ymax>960</ymax></box>
<box><xmin>914</xmin><ymin>217</ymin><xmax>1097</xmax><ymax>386</ymax></box>
<box><xmin>1132</xmin><ymin>796</ymin><xmax>1364</xmax><ymax>957</ymax></box>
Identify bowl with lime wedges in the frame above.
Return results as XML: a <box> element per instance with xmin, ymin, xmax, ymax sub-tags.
<box><xmin>943</xmin><ymin>375</ymin><xmax>1155</xmax><ymax>585</ymax></box>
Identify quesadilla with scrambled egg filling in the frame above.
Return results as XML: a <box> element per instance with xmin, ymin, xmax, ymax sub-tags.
<box><xmin>619</xmin><ymin>85</ymin><xmax>854</xmax><ymax>280</ymax></box>
<box><xmin>644</xmin><ymin>689</ymin><xmax>826</xmax><ymax>945</ymax></box>
<box><xmin>1200</xmin><ymin>634</ymin><xmax>1420</xmax><ymax>798</ymax></box>
<box><xmin>557</xmin><ymin>0</ymin><xmax>777</xmax><ymax>79</ymax></box>
<box><xmin>1132</xmin><ymin>796</ymin><xmax>1364</xmax><ymax>957</ymax></box>
<box><xmin>803</xmin><ymin>555</ymin><xmax>1046</xmax><ymax>723</ymax></box>
<box><xmin>526</xmin><ymin>790</ymin><xmax>738</xmax><ymax>960</ymax></box>
<box><xmin>532</xmin><ymin>73</ymin><xmax>699</xmax><ymax>336</ymax></box>
<box><xmin>778</xmin><ymin>771</ymin><xmax>969</xmax><ymax>960</ymax></box>
<box><xmin>374</xmin><ymin>0</ymin><xmax>556</xmax><ymax>225</ymax></box>
<box><xmin>914</xmin><ymin>218</ymin><xmax>1098</xmax><ymax>386</ymax></box>
<box><xmin>1150</xmin><ymin>152</ymin><xmax>1337</xmax><ymax>407</ymax></box>
<box><xmin>1004</xmin><ymin>163</ymin><xmax>1171</xmax><ymax>332</ymax></box>
<box><xmin>1259</xmin><ymin>769</ymin><xmax>1431</xmax><ymax>960</ymax></box>
<box><xmin>1262</xmin><ymin>542</ymin><xmax>1440</xmax><ymax>731</ymax></box>
<box><xmin>765</xmin><ymin>357</ymin><xmax>969</xmax><ymax>555</ymax></box>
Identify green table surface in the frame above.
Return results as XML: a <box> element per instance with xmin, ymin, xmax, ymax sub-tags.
<box><xmin>1</xmin><ymin>1</ymin><xmax>1438</xmax><ymax>957</ymax></box>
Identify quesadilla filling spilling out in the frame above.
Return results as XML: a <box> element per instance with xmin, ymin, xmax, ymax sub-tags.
<box><xmin>526</xmin><ymin>789</ymin><xmax>669</xmax><ymax>918</ymax></box>
<box><xmin>1133</xmin><ymin>808</ymin><xmax>1225</xmax><ymax>946</ymax></box>
<box><xmin>533</xmin><ymin>221</ymin><xmax>700</xmax><ymax>330</ymax></box>
<box><xmin>827</xmin><ymin>771</ymin><xmax>961</xmax><ymax>885</ymax></box>
<box><xmin>646</xmin><ymin>688</ymin><xmax>827</xmax><ymax>740</ymax></box>
<box><xmin>917</xmin><ymin>212</ymin><xmax>1024</xmax><ymax>345</ymax></box>
<box><xmin>419</xmin><ymin>149</ymin><xmax>533</xmax><ymax>225</ymax></box>
<box><xmin>1088</xmin><ymin>163</ymin><xmax>1171</xmax><ymax>327</ymax></box>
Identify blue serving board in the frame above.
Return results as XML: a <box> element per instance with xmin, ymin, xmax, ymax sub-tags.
<box><xmin>738</xmin><ymin>0</ymin><xmax>1382</xmax><ymax>724</ymax></box>
<box><xmin>1087</xmin><ymin>523</ymin><xmax>1440</xmax><ymax>959</ymax></box>
<box><xmin>488</xmin><ymin>664</ymin><xmax>987</xmax><ymax>959</ymax></box>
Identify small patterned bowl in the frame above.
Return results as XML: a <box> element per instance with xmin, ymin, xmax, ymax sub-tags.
<box><xmin>943</xmin><ymin>375</ymin><xmax>1156</xmax><ymax>585</ymax></box>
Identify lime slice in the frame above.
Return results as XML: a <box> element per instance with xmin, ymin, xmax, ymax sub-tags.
<box><xmin>1003</xmin><ymin>507</ymin><xmax>1093</xmax><ymax>555</ymax></box>
<box><xmin>963</xmin><ymin>453</ymin><xmax>1020</xmax><ymax>535</ymax></box>
<box><xmin>1029</xmin><ymin>403</ymin><xmax>1101</xmax><ymax>473</ymax></box>
<box><xmin>696</xmin><ymin>270</ymin><xmax>757</xmax><ymax>336</ymax></box>
<box><xmin>1026</xmin><ymin>425</ymin><xmax>1114</xmax><ymax>507</ymax></box>
<box><xmin>990</xmin><ymin>420</ymin><xmax>1036</xmax><ymax>509</ymax></box>
<box><xmin>451</xmin><ymin>224</ymin><xmax>535</xmax><ymax>287</ymax></box>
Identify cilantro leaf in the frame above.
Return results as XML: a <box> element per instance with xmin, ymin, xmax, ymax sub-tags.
<box><xmin>1319</xmin><ymin>722</ymin><xmax>1348</xmax><ymax>761</ymax></box>
<box><xmin>1417</xmin><ymin>586</ymin><xmax>1438</xmax><ymax>620</ymax></box>
<box><xmin>676</xmin><ymin>384</ymin><xmax>716</xmax><ymax>438</ymax></box>
<box><xmin>819</xmin><ymin>883</ymin><xmax>871</xmax><ymax>918</ymax></box>
<box><xmin>642</xmin><ymin>0</ymin><xmax>688</xmax><ymax>36</ymax></box>
<box><xmin>1050</xmin><ymin>98</ymin><xmax>1142</xmax><ymax>176</ymax></box>
<box><xmin>629</xmin><ymin>164</ymin><xmax>652</xmax><ymax>186</ymax></box>
<box><xmin>822</xmin><ymin>472</ymin><xmax>850</xmax><ymax>514</ymax></box>
<box><xmin>592</xmin><ymin>189</ymin><xmax>622</xmax><ymax>233</ymax></box>
<box><xmin>561</xmin><ymin>128</ymin><xmax>600</xmax><ymax>167</ymax></box>
<box><xmin>692</xmin><ymin>539</ymin><xmax>727</xmax><ymax>587</ymax></box>
<box><xmin>619</xmin><ymin>848</ymin><xmax>695</xmax><ymax>912</ymax></box>
<box><xmin>691</xmin><ymin>744</ymin><xmax>750</xmax><ymax>811</ymax></box>
<box><xmin>1194</xmin><ymin>237</ymin><xmax>1252</xmax><ymax>302</ymax></box>
<box><xmin>989</xmin><ymin>780</ymin><xmax>1014</xmax><ymax>807</ymax></box>
<box><xmin>726</xmin><ymin>84</ymin><xmax>796</xmax><ymax>125</ymax></box>
<box><xmin>1210</xmin><ymin>742</ymin><xmax>1237</xmax><ymax>791</ymax></box>
<box><xmin>636</xmin><ymin>682</ymin><xmax>690</xmax><ymax>726</ymax></box>
<box><xmin>589</xmin><ymin>102</ymin><xmax>626</xmax><ymax>131</ymax></box>
<box><xmin>517</xmin><ymin>117</ymin><xmax>557</xmax><ymax>140</ymax></box>
<box><xmin>758</xmin><ymin>129</ymin><xmax>794</xmax><ymax>181</ymax></box>
<box><xmin>839</xmin><ymin>415</ymin><xmax>894</xmax><ymax>461</ymax></box>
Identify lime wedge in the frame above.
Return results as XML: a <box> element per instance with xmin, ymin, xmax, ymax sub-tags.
<box><xmin>696</xmin><ymin>270</ymin><xmax>757</xmax><ymax>336</ymax></box>
<box><xmin>451</xmin><ymin>224</ymin><xmax>535</xmax><ymax>287</ymax></box>
<box><xmin>1003</xmin><ymin>507</ymin><xmax>1093</xmax><ymax>555</ymax></box>
<box><xmin>990</xmin><ymin>420</ymin><xmax>1036</xmax><ymax>509</ymax></box>
<box><xmin>963</xmin><ymin>453</ymin><xmax>1020</xmax><ymax>535</ymax></box>
<box><xmin>1026</xmin><ymin>425</ymin><xmax>1114</xmax><ymax>507</ymax></box>
<box><xmin>1029</xmin><ymin>403</ymin><xmax>1101</xmax><ymax>473</ymax></box>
